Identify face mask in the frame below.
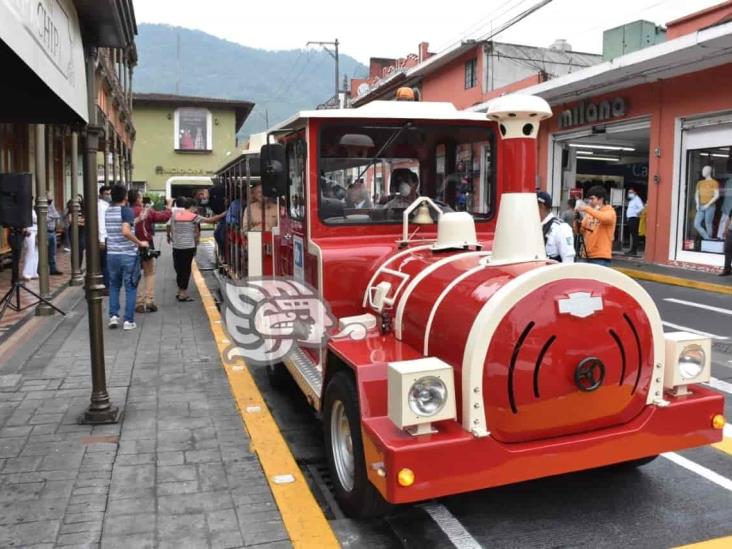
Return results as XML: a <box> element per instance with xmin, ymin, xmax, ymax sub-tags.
<box><xmin>103</xmin><ymin>196</ymin><xmax>112</xmax><ymax>203</ymax></box>
<box><xmin>398</xmin><ymin>182</ymin><xmax>411</xmax><ymax>197</ymax></box>
<box><xmin>200</xmin><ymin>199</ymin><xmax>209</xmax><ymax>206</ymax></box>
<box><xmin>628</xmin><ymin>193</ymin><xmax>636</xmax><ymax>199</ymax></box>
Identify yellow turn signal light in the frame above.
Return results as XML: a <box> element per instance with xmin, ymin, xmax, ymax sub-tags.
<box><xmin>397</xmin><ymin>468</ymin><xmax>415</xmax><ymax>487</ymax></box>
<box><xmin>712</xmin><ymin>414</ymin><xmax>726</xmax><ymax>429</ymax></box>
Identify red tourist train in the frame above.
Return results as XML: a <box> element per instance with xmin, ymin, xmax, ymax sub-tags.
<box><xmin>215</xmin><ymin>92</ymin><xmax>725</xmax><ymax>517</ymax></box>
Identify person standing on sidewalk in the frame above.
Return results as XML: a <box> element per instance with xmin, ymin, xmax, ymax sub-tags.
<box><xmin>129</xmin><ymin>190</ymin><xmax>173</xmax><ymax>313</ymax></box>
<box><xmin>45</xmin><ymin>192</ymin><xmax>63</xmax><ymax>276</ymax></box>
<box><xmin>98</xmin><ymin>185</ymin><xmax>111</xmax><ymax>292</ymax></box>
<box><xmin>22</xmin><ymin>207</ymin><xmax>39</xmax><ymax>280</ymax></box>
<box><xmin>720</xmin><ymin>214</ymin><xmax>732</xmax><ymax>277</ymax></box>
<box><xmin>625</xmin><ymin>188</ymin><xmax>644</xmax><ymax>256</ymax></box>
<box><xmin>578</xmin><ymin>186</ymin><xmax>617</xmax><ymax>267</ymax></box>
<box><xmin>105</xmin><ymin>185</ymin><xmax>148</xmax><ymax>330</ymax></box>
<box><xmin>167</xmin><ymin>199</ymin><xmax>224</xmax><ymax>302</ymax></box>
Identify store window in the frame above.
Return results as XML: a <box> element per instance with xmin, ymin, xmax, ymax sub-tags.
<box><xmin>681</xmin><ymin>146</ymin><xmax>732</xmax><ymax>254</ymax></box>
<box><xmin>174</xmin><ymin>108</ymin><xmax>212</xmax><ymax>151</ymax></box>
<box><xmin>464</xmin><ymin>58</ymin><xmax>477</xmax><ymax>89</ymax></box>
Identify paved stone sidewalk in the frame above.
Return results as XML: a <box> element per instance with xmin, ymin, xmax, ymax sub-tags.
<box><xmin>0</xmin><ymin>238</ymin><xmax>291</xmax><ymax>548</ymax></box>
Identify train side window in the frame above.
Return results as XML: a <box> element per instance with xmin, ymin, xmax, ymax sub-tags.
<box><xmin>287</xmin><ymin>139</ymin><xmax>306</xmax><ymax>219</ymax></box>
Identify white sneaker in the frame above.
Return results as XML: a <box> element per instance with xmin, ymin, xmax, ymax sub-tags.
<box><xmin>108</xmin><ymin>315</ymin><xmax>120</xmax><ymax>329</ymax></box>
<box><xmin>123</xmin><ymin>321</ymin><xmax>137</xmax><ymax>331</ymax></box>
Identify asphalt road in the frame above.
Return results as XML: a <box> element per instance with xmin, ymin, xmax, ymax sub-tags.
<box><xmin>203</xmin><ymin>257</ymin><xmax>732</xmax><ymax>549</ymax></box>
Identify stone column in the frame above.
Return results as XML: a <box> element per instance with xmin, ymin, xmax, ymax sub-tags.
<box><xmin>70</xmin><ymin>132</ymin><xmax>83</xmax><ymax>286</ymax></box>
<box><xmin>34</xmin><ymin>124</ymin><xmax>53</xmax><ymax>316</ymax></box>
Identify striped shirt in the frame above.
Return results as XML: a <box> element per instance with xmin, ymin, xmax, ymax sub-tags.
<box><xmin>105</xmin><ymin>205</ymin><xmax>137</xmax><ymax>256</ymax></box>
<box><xmin>170</xmin><ymin>209</ymin><xmax>201</xmax><ymax>250</ymax></box>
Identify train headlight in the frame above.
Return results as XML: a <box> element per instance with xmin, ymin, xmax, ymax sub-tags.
<box><xmin>388</xmin><ymin>358</ymin><xmax>457</xmax><ymax>436</ymax></box>
<box><xmin>664</xmin><ymin>332</ymin><xmax>711</xmax><ymax>396</ymax></box>
<box><xmin>678</xmin><ymin>344</ymin><xmax>705</xmax><ymax>380</ymax></box>
<box><xmin>408</xmin><ymin>376</ymin><xmax>447</xmax><ymax>417</ymax></box>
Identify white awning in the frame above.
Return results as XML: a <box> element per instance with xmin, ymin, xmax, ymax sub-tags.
<box><xmin>470</xmin><ymin>20</ymin><xmax>732</xmax><ymax>109</ymax></box>
<box><xmin>0</xmin><ymin>0</ymin><xmax>88</xmax><ymax>122</ymax></box>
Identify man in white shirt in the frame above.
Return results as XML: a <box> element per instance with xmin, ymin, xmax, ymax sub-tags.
<box><xmin>98</xmin><ymin>185</ymin><xmax>111</xmax><ymax>289</ymax></box>
<box><xmin>625</xmin><ymin>188</ymin><xmax>644</xmax><ymax>256</ymax></box>
<box><xmin>537</xmin><ymin>191</ymin><xmax>575</xmax><ymax>263</ymax></box>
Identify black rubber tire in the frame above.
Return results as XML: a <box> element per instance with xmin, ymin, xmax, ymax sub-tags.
<box><xmin>265</xmin><ymin>362</ymin><xmax>290</xmax><ymax>389</ymax></box>
<box><xmin>323</xmin><ymin>371</ymin><xmax>393</xmax><ymax>518</ymax></box>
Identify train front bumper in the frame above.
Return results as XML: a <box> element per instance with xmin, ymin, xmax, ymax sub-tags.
<box><xmin>361</xmin><ymin>385</ymin><xmax>724</xmax><ymax>504</ymax></box>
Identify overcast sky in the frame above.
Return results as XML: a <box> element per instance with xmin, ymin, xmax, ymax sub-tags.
<box><xmin>134</xmin><ymin>0</ymin><xmax>723</xmax><ymax>65</ymax></box>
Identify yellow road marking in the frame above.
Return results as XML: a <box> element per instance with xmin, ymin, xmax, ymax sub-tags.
<box><xmin>675</xmin><ymin>535</ymin><xmax>732</xmax><ymax>548</ymax></box>
<box><xmin>192</xmin><ymin>264</ymin><xmax>340</xmax><ymax>549</ymax></box>
<box><xmin>615</xmin><ymin>267</ymin><xmax>732</xmax><ymax>296</ymax></box>
<box><xmin>711</xmin><ymin>435</ymin><xmax>732</xmax><ymax>456</ymax></box>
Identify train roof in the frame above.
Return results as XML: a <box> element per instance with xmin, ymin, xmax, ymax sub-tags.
<box><xmin>272</xmin><ymin>100</ymin><xmax>489</xmax><ymax>131</ymax></box>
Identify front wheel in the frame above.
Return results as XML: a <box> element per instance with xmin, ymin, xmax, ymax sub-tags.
<box><xmin>323</xmin><ymin>371</ymin><xmax>392</xmax><ymax>518</ymax></box>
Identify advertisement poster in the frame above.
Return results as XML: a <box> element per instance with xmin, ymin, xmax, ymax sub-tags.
<box><xmin>293</xmin><ymin>235</ymin><xmax>304</xmax><ymax>281</ymax></box>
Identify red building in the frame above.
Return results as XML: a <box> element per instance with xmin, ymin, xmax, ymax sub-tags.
<box><xmin>471</xmin><ymin>1</ymin><xmax>732</xmax><ymax>270</ymax></box>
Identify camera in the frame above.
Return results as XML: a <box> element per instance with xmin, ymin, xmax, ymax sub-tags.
<box><xmin>140</xmin><ymin>246</ymin><xmax>161</xmax><ymax>260</ymax></box>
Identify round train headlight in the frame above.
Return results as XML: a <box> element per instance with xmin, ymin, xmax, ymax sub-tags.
<box><xmin>678</xmin><ymin>344</ymin><xmax>705</xmax><ymax>379</ymax></box>
<box><xmin>408</xmin><ymin>376</ymin><xmax>447</xmax><ymax>417</ymax></box>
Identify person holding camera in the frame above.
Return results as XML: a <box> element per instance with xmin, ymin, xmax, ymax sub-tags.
<box><xmin>129</xmin><ymin>190</ymin><xmax>172</xmax><ymax>313</ymax></box>
<box><xmin>577</xmin><ymin>186</ymin><xmax>617</xmax><ymax>267</ymax></box>
<box><xmin>106</xmin><ymin>185</ymin><xmax>149</xmax><ymax>330</ymax></box>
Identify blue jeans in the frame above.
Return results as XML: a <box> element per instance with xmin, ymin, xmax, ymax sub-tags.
<box><xmin>586</xmin><ymin>258</ymin><xmax>612</xmax><ymax>267</ymax></box>
<box><xmin>47</xmin><ymin>231</ymin><xmax>58</xmax><ymax>272</ymax></box>
<box><xmin>693</xmin><ymin>207</ymin><xmax>715</xmax><ymax>239</ymax></box>
<box><xmin>108</xmin><ymin>254</ymin><xmax>140</xmax><ymax>322</ymax></box>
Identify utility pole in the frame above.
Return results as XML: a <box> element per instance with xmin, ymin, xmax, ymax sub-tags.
<box><xmin>306</xmin><ymin>39</ymin><xmax>339</xmax><ymax>103</ymax></box>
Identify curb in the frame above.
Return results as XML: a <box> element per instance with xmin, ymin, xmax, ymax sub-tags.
<box><xmin>616</xmin><ymin>267</ymin><xmax>732</xmax><ymax>296</ymax></box>
<box><xmin>191</xmin><ymin>263</ymin><xmax>340</xmax><ymax>549</ymax></box>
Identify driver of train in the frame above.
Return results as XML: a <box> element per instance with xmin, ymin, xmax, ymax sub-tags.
<box><xmin>384</xmin><ymin>169</ymin><xmax>419</xmax><ymax>209</ymax></box>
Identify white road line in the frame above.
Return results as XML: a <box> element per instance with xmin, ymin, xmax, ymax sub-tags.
<box><xmin>661</xmin><ymin>321</ymin><xmax>729</xmax><ymax>340</ymax></box>
<box><xmin>662</xmin><ymin>452</ymin><xmax>732</xmax><ymax>491</ymax></box>
<box><xmin>664</xmin><ymin>298</ymin><xmax>732</xmax><ymax>316</ymax></box>
<box><xmin>707</xmin><ymin>377</ymin><xmax>732</xmax><ymax>395</ymax></box>
<box><xmin>420</xmin><ymin>503</ymin><xmax>482</xmax><ymax>549</ymax></box>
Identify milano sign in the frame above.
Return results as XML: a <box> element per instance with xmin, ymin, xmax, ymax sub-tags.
<box><xmin>558</xmin><ymin>97</ymin><xmax>627</xmax><ymax>129</ymax></box>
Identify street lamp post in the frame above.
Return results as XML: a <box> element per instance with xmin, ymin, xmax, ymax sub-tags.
<box><xmin>79</xmin><ymin>46</ymin><xmax>119</xmax><ymax>424</ymax></box>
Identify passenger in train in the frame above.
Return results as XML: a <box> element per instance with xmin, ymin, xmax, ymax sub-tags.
<box><xmin>242</xmin><ymin>182</ymin><xmax>278</xmax><ymax>232</ymax></box>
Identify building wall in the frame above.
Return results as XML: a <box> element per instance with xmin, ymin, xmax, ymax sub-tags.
<box><xmin>420</xmin><ymin>48</ymin><xmax>485</xmax><ymax>109</ymax></box>
<box><xmin>133</xmin><ymin>105</ymin><xmax>239</xmax><ymax>192</ymax></box>
<box><xmin>536</xmin><ymin>61</ymin><xmax>732</xmax><ymax>266</ymax></box>
<box><xmin>666</xmin><ymin>1</ymin><xmax>732</xmax><ymax>40</ymax></box>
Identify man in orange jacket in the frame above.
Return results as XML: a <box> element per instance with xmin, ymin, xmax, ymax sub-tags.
<box><xmin>578</xmin><ymin>186</ymin><xmax>617</xmax><ymax>266</ymax></box>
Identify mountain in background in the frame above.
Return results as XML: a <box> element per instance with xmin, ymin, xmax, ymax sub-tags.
<box><xmin>133</xmin><ymin>24</ymin><xmax>368</xmax><ymax>139</ymax></box>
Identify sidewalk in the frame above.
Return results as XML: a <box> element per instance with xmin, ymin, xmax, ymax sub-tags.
<box><xmin>0</xmin><ymin>246</ymin><xmax>75</xmax><ymax>340</ymax></box>
<box><xmin>612</xmin><ymin>255</ymin><xmax>732</xmax><ymax>295</ymax></box>
<box><xmin>0</xmin><ymin>238</ymin><xmax>291</xmax><ymax>548</ymax></box>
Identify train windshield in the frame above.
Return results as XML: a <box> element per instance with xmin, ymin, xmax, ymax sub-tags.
<box><xmin>315</xmin><ymin>123</ymin><xmax>496</xmax><ymax>225</ymax></box>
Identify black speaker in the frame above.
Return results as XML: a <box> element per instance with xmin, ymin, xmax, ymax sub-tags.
<box><xmin>0</xmin><ymin>172</ymin><xmax>33</xmax><ymax>229</ymax></box>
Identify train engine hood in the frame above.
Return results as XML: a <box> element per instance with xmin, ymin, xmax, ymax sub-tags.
<box><xmin>365</xmin><ymin>250</ymin><xmax>665</xmax><ymax>443</ymax></box>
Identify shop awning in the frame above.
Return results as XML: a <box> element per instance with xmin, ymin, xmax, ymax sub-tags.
<box><xmin>0</xmin><ymin>0</ymin><xmax>88</xmax><ymax>123</ymax></box>
<box><xmin>470</xmin><ymin>20</ymin><xmax>732</xmax><ymax>108</ymax></box>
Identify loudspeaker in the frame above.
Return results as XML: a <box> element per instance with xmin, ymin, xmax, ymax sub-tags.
<box><xmin>0</xmin><ymin>172</ymin><xmax>33</xmax><ymax>229</ymax></box>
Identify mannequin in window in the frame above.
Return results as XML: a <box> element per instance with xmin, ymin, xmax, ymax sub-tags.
<box><xmin>693</xmin><ymin>165</ymin><xmax>720</xmax><ymax>240</ymax></box>
<box><xmin>716</xmin><ymin>177</ymin><xmax>732</xmax><ymax>240</ymax></box>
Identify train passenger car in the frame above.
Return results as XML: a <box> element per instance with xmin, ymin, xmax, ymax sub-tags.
<box><xmin>226</xmin><ymin>93</ymin><xmax>725</xmax><ymax>517</ymax></box>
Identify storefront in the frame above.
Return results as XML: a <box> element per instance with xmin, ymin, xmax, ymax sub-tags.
<box><xmin>510</xmin><ymin>18</ymin><xmax>732</xmax><ymax>270</ymax></box>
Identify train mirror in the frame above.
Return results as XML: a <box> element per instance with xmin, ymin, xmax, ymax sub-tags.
<box><xmin>260</xmin><ymin>144</ymin><xmax>287</xmax><ymax>198</ymax></box>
